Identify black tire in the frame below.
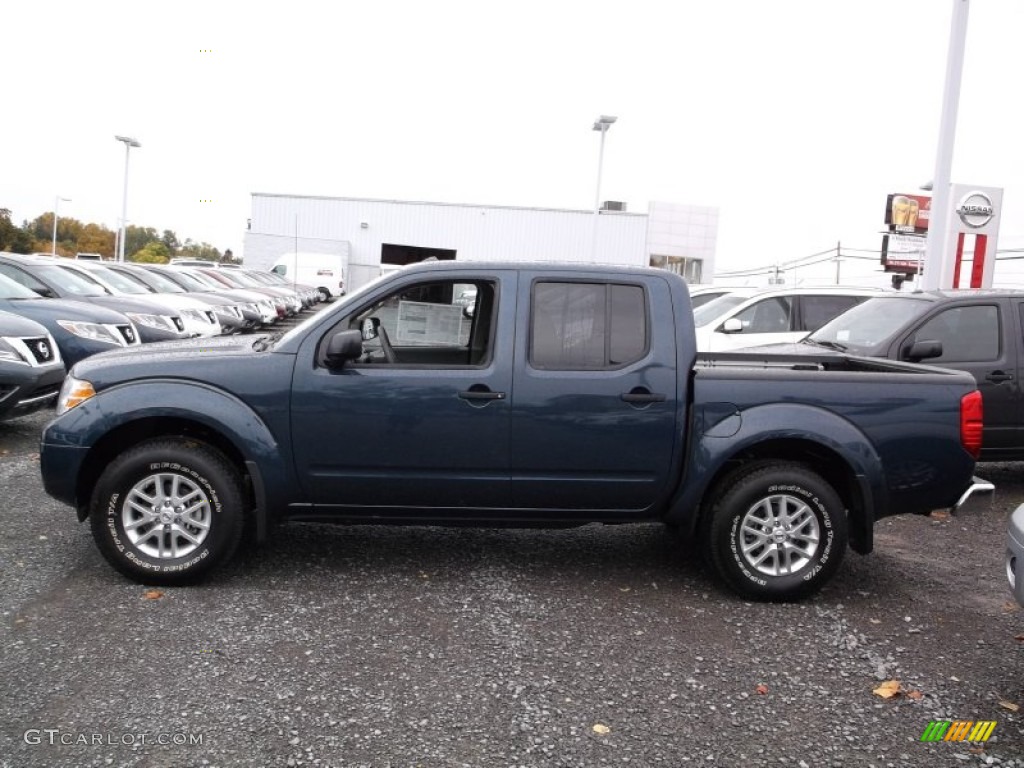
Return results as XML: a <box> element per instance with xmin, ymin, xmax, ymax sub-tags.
<box><xmin>89</xmin><ymin>438</ymin><xmax>245</xmax><ymax>585</ymax></box>
<box><xmin>704</xmin><ymin>462</ymin><xmax>847</xmax><ymax>602</ymax></box>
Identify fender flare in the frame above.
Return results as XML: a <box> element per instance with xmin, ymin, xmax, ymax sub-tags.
<box><xmin>48</xmin><ymin>380</ymin><xmax>293</xmax><ymax>538</ymax></box>
<box><xmin>668</xmin><ymin>402</ymin><xmax>887</xmax><ymax>553</ymax></box>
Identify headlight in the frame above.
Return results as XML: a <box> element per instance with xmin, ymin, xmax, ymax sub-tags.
<box><xmin>0</xmin><ymin>338</ymin><xmax>27</xmax><ymax>364</ymax></box>
<box><xmin>56</xmin><ymin>375</ymin><xmax>96</xmax><ymax>415</ymax></box>
<box><xmin>125</xmin><ymin>313</ymin><xmax>177</xmax><ymax>332</ymax></box>
<box><xmin>56</xmin><ymin>320</ymin><xmax>122</xmax><ymax>345</ymax></box>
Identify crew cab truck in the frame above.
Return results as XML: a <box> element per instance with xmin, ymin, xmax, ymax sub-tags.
<box><xmin>39</xmin><ymin>263</ymin><xmax>987</xmax><ymax>601</ymax></box>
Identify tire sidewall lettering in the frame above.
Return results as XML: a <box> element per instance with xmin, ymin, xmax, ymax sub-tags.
<box><xmin>101</xmin><ymin>462</ymin><xmax>221</xmax><ymax>574</ymax></box>
<box><xmin>730</xmin><ymin>484</ymin><xmax>834</xmax><ymax>587</ymax></box>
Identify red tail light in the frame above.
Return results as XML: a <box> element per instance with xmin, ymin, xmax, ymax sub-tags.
<box><xmin>960</xmin><ymin>390</ymin><xmax>983</xmax><ymax>459</ymax></box>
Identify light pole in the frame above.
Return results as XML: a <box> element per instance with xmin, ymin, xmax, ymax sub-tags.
<box><xmin>114</xmin><ymin>135</ymin><xmax>141</xmax><ymax>262</ymax></box>
<box><xmin>590</xmin><ymin>115</ymin><xmax>617</xmax><ymax>260</ymax></box>
<box><xmin>922</xmin><ymin>0</ymin><xmax>969</xmax><ymax>290</ymax></box>
<box><xmin>51</xmin><ymin>195</ymin><xmax>71</xmax><ymax>256</ymax></box>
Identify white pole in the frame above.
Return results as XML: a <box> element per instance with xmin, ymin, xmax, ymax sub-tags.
<box><xmin>118</xmin><ymin>142</ymin><xmax>131</xmax><ymax>262</ymax></box>
<box><xmin>115</xmin><ymin>136</ymin><xmax>141</xmax><ymax>262</ymax></box>
<box><xmin>51</xmin><ymin>196</ymin><xmax>69</xmax><ymax>257</ymax></box>
<box><xmin>590</xmin><ymin>124</ymin><xmax>608</xmax><ymax>261</ymax></box>
<box><xmin>922</xmin><ymin>0</ymin><xmax>970</xmax><ymax>290</ymax></box>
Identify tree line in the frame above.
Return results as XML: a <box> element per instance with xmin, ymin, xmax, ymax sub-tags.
<box><xmin>0</xmin><ymin>208</ymin><xmax>236</xmax><ymax>264</ymax></box>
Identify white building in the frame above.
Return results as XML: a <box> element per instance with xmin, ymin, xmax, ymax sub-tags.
<box><xmin>243</xmin><ymin>193</ymin><xmax>719</xmax><ymax>292</ymax></box>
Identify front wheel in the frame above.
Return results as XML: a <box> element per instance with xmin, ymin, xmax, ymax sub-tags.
<box><xmin>704</xmin><ymin>462</ymin><xmax>848</xmax><ymax>601</ymax></box>
<box><xmin>89</xmin><ymin>438</ymin><xmax>245</xmax><ymax>585</ymax></box>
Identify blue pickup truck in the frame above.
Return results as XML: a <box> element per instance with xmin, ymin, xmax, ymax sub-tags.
<box><xmin>39</xmin><ymin>262</ymin><xmax>988</xmax><ymax>601</ymax></box>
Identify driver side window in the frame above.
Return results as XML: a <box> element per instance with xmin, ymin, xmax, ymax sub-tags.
<box><xmin>351</xmin><ymin>278</ymin><xmax>495</xmax><ymax>367</ymax></box>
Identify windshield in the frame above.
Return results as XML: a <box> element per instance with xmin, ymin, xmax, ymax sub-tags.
<box><xmin>78</xmin><ymin>266</ymin><xmax>151</xmax><ymax>295</ymax></box>
<box><xmin>35</xmin><ymin>264</ymin><xmax>108</xmax><ymax>296</ymax></box>
<box><xmin>114</xmin><ymin>266</ymin><xmax>186</xmax><ymax>293</ymax></box>
<box><xmin>0</xmin><ymin>272</ymin><xmax>44</xmax><ymax>300</ymax></box>
<box><xmin>808</xmin><ymin>296</ymin><xmax>933</xmax><ymax>354</ymax></box>
<box><xmin>692</xmin><ymin>293</ymin><xmax>750</xmax><ymax>327</ymax></box>
<box><xmin>173</xmin><ymin>269</ymin><xmax>221</xmax><ymax>290</ymax></box>
<box><xmin>217</xmin><ymin>270</ymin><xmax>258</xmax><ymax>287</ymax></box>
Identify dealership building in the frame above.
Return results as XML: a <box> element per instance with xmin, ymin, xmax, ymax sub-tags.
<box><xmin>242</xmin><ymin>193</ymin><xmax>719</xmax><ymax>292</ymax></box>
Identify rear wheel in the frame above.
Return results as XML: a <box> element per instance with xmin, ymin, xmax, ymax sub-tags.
<box><xmin>704</xmin><ymin>462</ymin><xmax>847</xmax><ymax>601</ymax></box>
<box><xmin>89</xmin><ymin>438</ymin><xmax>245</xmax><ymax>585</ymax></box>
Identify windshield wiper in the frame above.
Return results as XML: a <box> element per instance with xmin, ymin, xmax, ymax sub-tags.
<box><xmin>804</xmin><ymin>338</ymin><xmax>848</xmax><ymax>352</ymax></box>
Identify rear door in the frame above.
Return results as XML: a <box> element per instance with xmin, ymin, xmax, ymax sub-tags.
<box><xmin>509</xmin><ymin>270</ymin><xmax>680</xmax><ymax>512</ymax></box>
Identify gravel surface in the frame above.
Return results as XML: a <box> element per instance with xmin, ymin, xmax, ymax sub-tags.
<box><xmin>2</xmin><ymin>359</ymin><xmax>1024</xmax><ymax>766</ymax></box>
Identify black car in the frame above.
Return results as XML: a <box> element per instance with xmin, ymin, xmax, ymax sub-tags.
<box><xmin>0</xmin><ymin>254</ymin><xmax>189</xmax><ymax>344</ymax></box>
<box><xmin>0</xmin><ymin>309</ymin><xmax>65</xmax><ymax>420</ymax></box>
<box><xmin>0</xmin><ymin>272</ymin><xmax>138</xmax><ymax>368</ymax></box>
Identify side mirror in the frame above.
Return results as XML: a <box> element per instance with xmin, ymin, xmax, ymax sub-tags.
<box><xmin>325</xmin><ymin>330</ymin><xmax>364</xmax><ymax>367</ymax></box>
<box><xmin>361</xmin><ymin>317</ymin><xmax>381</xmax><ymax>341</ymax></box>
<box><xmin>463</xmin><ymin>304</ymin><xmax>475</xmax><ymax>319</ymax></box>
<box><xmin>903</xmin><ymin>339</ymin><xmax>943</xmax><ymax>362</ymax></box>
<box><xmin>721</xmin><ymin>317</ymin><xmax>743</xmax><ymax>333</ymax></box>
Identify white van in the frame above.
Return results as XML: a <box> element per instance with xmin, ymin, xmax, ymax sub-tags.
<box><xmin>270</xmin><ymin>252</ymin><xmax>347</xmax><ymax>300</ymax></box>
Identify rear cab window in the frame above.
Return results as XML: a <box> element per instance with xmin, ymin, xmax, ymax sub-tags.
<box><xmin>529</xmin><ymin>281</ymin><xmax>649</xmax><ymax>370</ymax></box>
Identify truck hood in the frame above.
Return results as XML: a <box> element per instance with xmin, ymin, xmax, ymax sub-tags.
<box><xmin>72</xmin><ymin>334</ymin><xmax>272</xmax><ymax>383</ymax></box>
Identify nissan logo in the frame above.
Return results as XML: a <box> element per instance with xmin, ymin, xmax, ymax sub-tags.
<box><xmin>38</xmin><ymin>341</ymin><xmax>49</xmax><ymax>359</ymax></box>
<box><xmin>956</xmin><ymin>191</ymin><xmax>995</xmax><ymax>228</ymax></box>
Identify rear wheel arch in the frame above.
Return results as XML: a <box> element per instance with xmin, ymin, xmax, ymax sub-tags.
<box><xmin>690</xmin><ymin>438</ymin><xmax>871</xmax><ymax>553</ymax></box>
<box><xmin>700</xmin><ymin>459</ymin><xmax>849</xmax><ymax>601</ymax></box>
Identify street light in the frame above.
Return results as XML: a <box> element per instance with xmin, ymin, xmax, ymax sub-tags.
<box><xmin>590</xmin><ymin>115</ymin><xmax>617</xmax><ymax>260</ymax></box>
<box><xmin>114</xmin><ymin>135</ymin><xmax>141</xmax><ymax>262</ymax></box>
<box><xmin>51</xmin><ymin>195</ymin><xmax>71</xmax><ymax>257</ymax></box>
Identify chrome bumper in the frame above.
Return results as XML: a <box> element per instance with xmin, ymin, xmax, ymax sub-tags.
<box><xmin>953</xmin><ymin>476</ymin><xmax>995</xmax><ymax>512</ymax></box>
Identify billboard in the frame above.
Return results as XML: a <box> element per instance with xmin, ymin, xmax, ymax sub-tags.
<box><xmin>881</xmin><ymin>234</ymin><xmax>926</xmax><ymax>274</ymax></box>
<box><xmin>884</xmin><ymin>193</ymin><xmax>932</xmax><ymax>235</ymax></box>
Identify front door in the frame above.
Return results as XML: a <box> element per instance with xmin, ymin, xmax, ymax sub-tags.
<box><xmin>290</xmin><ymin>271</ymin><xmax>515</xmax><ymax>511</ymax></box>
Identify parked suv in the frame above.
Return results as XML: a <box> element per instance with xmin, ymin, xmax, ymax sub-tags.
<box><xmin>0</xmin><ymin>271</ymin><xmax>139</xmax><ymax>367</ymax></box>
<box><xmin>0</xmin><ymin>254</ymin><xmax>190</xmax><ymax>344</ymax></box>
<box><xmin>692</xmin><ymin>286</ymin><xmax>886</xmax><ymax>352</ymax></box>
<box><xmin>0</xmin><ymin>309</ymin><xmax>65</xmax><ymax>420</ymax></box>
<box><xmin>61</xmin><ymin>261</ymin><xmax>223</xmax><ymax>337</ymax></box>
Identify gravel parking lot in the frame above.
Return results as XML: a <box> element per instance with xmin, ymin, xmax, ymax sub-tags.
<box><xmin>2</xmin><ymin>321</ymin><xmax>1024</xmax><ymax>767</ymax></box>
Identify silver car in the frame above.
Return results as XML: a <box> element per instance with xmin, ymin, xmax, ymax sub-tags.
<box><xmin>1007</xmin><ymin>504</ymin><xmax>1024</xmax><ymax>607</ymax></box>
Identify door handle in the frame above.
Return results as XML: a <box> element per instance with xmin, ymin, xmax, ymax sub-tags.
<box><xmin>458</xmin><ymin>388</ymin><xmax>506</xmax><ymax>401</ymax></box>
<box><xmin>621</xmin><ymin>391</ymin><xmax>666</xmax><ymax>404</ymax></box>
<box><xmin>986</xmin><ymin>371</ymin><xmax>1013</xmax><ymax>383</ymax></box>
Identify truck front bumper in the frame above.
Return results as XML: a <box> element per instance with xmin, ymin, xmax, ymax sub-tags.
<box><xmin>1007</xmin><ymin>503</ymin><xmax>1024</xmax><ymax>609</ymax></box>
<box><xmin>39</xmin><ymin>441</ymin><xmax>89</xmax><ymax>514</ymax></box>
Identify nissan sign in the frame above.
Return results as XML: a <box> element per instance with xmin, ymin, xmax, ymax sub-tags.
<box><xmin>956</xmin><ymin>191</ymin><xmax>995</xmax><ymax>228</ymax></box>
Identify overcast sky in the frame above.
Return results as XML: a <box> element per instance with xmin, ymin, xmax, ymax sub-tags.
<box><xmin>2</xmin><ymin>0</ymin><xmax>1021</xmax><ymax>280</ymax></box>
